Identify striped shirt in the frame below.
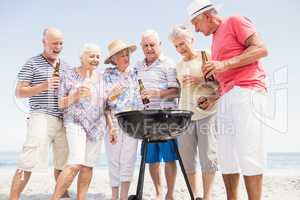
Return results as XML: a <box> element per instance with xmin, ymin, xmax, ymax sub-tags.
<box><xmin>135</xmin><ymin>55</ymin><xmax>179</xmax><ymax>109</ymax></box>
<box><xmin>17</xmin><ymin>54</ymin><xmax>69</xmax><ymax>118</ymax></box>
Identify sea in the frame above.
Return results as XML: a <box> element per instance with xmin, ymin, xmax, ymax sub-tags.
<box><xmin>1</xmin><ymin>152</ymin><xmax>300</xmax><ymax>170</ymax></box>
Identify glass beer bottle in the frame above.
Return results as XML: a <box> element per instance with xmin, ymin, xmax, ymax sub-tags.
<box><xmin>138</xmin><ymin>79</ymin><xmax>150</xmax><ymax>105</ymax></box>
<box><xmin>201</xmin><ymin>51</ymin><xmax>214</xmax><ymax>82</ymax></box>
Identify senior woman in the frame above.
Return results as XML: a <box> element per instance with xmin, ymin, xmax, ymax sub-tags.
<box><xmin>51</xmin><ymin>44</ymin><xmax>112</xmax><ymax>200</ymax></box>
<box><xmin>169</xmin><ymin>25</ymin><xmax>218</xmax><ymax>200</ymax></box>
<box><xmin>103</xmin><ymin>39</ymin><xmax>142</xmax><ymax>200</ymax></box>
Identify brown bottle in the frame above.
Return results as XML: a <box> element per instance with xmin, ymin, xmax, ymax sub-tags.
<box><xmin>138</xmin><ymin>79</ymin><xmax>150</xmax><ymax>105</ymax></box>
<box><xmin>201</xmin><ymin>51</ymin><xmax>214</xmax><ymax>82</ymax></box>
<box><xmin>52</xmin><ymin>62</ymin><xmax>60</xmax><ymax>77</ymax></box>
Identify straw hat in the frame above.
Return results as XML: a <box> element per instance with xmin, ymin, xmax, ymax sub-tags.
<box><xmin>104</xmin><ymin>40</ymin><xmax>137</xmax><ymax>64</ymax></box>
<box><xmin>187</xmin><ymin>0</ymin><xmax>222</xmax><ymax>21</ymax></box>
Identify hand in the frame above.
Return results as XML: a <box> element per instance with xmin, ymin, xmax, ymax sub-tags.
<box><xmin>197</xmin><ymin>96</ymin><xmax>218</xmax><ymax>111</ymax></box>
<box><xmin>108</xmin><ymin>84</ymin><xmax>125</xmax><ymax>101</ymax></box>
<box><xmin>141</xmin><ymin>90</ymin><xmax>160</xmax><ymax>99</ymax></box>
<box><xmin>202</xmin><ymin>60</ymin><xmax>226</xmax><ymax>80</ymax></box>
<box><xmin>109</xmin><ymin>128</ymin><xmax>118</xmax><ymax>144</ymax></box>
<box><xmin>182</xmin><ymin>75</ymin><xmax>204</xmax><ymax>87</ymax></box>
<box><xmin>47</xmin><ymin>76</ymin><xmax>60</xmax><ymax>89</ymax></box>
<box><xmin>75</xmin><ymin>86</ymin><xmax>91</xmax><ymax>100</ymax></box>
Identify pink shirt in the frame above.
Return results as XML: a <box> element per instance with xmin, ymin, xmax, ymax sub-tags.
<box><xmin>212</xmin><ymin>15</ymin><xmax>267</xmax><ymax>95</ymax></box>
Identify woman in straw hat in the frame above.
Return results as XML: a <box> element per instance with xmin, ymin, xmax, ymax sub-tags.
<box><xmin>103</xmin><ymin>39</ymin><xmax>142</xmax><ymax>200</ymax></box>
<box><xmin>51</xmin><ymin>43</ymin><xmax>112</xmax><ymax>200</ymax></box>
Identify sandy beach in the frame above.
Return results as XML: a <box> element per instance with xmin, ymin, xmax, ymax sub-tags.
<box><xmin>0</xmin><ymin>167</ymin><xmax>300</xmax><ymax>200</ymax></box>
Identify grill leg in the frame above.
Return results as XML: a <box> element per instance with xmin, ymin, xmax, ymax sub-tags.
<box><xmin>130</xmin><ymin>139</ymin><xmax>148</xmax><ymax>200</ymax></box>
<box><xmin>171</xmin><ymin>139</ymin><xmax>198</xmax><ymax>200</ymax></box>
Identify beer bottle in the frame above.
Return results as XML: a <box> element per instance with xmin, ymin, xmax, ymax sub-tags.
<box><xmin>52</xmin><ymin>62</ymin><xmax>60</xmax><ymax>77</ymax></box>
<box><xmin>201</xmin><ymin>51</ymin><xmax>214</xmax><ymax>82</ymax></box>
<box><xmin>138</xmin><ymin>79</ymin><xmax>150</xmax><ymax>105</ymax></box>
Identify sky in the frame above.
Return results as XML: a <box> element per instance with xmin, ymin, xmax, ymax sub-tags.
<box><xmin>0</xmin><ymin>0</ymin><xmax>299</xmax><ymax>153</ymax></box>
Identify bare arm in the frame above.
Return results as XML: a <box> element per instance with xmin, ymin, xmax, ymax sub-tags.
<box><xmin>58</xmin><ymin>86</ymin><xmax>90</xmax><ymax>109</ymax></box>
<box><xmin>15</xmin><ymin>75</ymin><xmax>61</xmax><ymax>98</ymax></box>
<box><xmin>159</xmin><ymin>87</ymin><xmax>179</xmax><ymax>99</ymax></box>
<box><xmin>15</xmin><ymin>81</ymin><xmax>48</xmax><ymax>98</ymax></box>
<box><xmin>223</xmin><ymin>33</ymin><xmax>268</xmax><ymax>69</ymax></box>
<box><xmin>142</xmin><ymin>87</ymin><xmax>179</xmax><ymax>99</ymax></box>
<box><xmin>203</xmin><ymin>33</ymin><xmax>268</xmax><ymax>78</ymax></box>
<box><xmin>104</xmin><ymin>110</ymin><xmax>114</xmax><ymax>130</ymax></box>
<box><xmin>58</xmin><ymin>93</ymin><xmax>79</xmax><ymax>109</ymax></box>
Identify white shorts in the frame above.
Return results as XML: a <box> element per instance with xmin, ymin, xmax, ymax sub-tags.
<box><xmin>217</xmin><ymin>87</ymin><xmax>267</xmax><ymax>176</ymax></box>
<box><xmin>17</xmin><ymin>112</ymin><xmax>68</xmax><ymax>171</ymax></box>
<box><xmin>65</xmin><ymin>123</ymin><xmax>102</xmax><ymax>168</ymax></box>
<box><xmin>105</xmin><ymin>127</ymin><xmax>138</xmax><ymax>187</ymax></box>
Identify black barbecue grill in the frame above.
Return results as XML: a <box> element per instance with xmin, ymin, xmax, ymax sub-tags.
<box><xmin>115</xmin><ymin>109</ymin><xmax>202</xmax><ymax>200</ymax></box>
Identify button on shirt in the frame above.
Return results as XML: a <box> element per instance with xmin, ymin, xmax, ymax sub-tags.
<box><xmin>135</xmin><ymin>55</ymin><xmax>179</xmax><ymax>109</ymax></box>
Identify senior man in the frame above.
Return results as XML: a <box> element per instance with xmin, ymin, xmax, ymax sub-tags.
<box><xmin>136</xmin><ymin>30</ymin><xmax>180</xmax><ymax>200</ymax></box>
<box><xmin>187</xmin><ymin>1</ymin><xmax>268</xmax><ymax>200</ymax></box>
<box><xmin>9</xmin><ymin>27</ymin><xmax>69</xmax><ymax>200</ymax></box>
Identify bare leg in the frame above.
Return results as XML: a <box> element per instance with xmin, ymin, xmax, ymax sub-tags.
<box><xmin>149</xmin><ymin>163</ymin><xmax>162</xmax><ymax>199</ymax></box>
<box><xmin>77</xmin><ymin>166</ymin><xmax>93</xmax><ymax>200</ymax></box>
<box><xmin>187</xmin><ymin>172</ymin><xmax>198</xmax><ymax>198</ymax></box>
<box><xmin>54</xmin><ymin>169</ymin><xmax>70</xmax><ymax>198</ymax></box>
<box><xmin>244</xmin><ymin>175</ymin><xmax>263</xmax><ymax>200</ymax></box>
<box><xmin>51</xmin><ymin>165</ymin><xmax>81</xmax><ymax>200</ymax></box>
<box><xmin>222</xmin><ymin>173</ymin><xmax>240</xmax><ymax>200</ymax></box>
<box><xmin>111</xmin><ymin>186</ymin><xmax>119</xmax><ymax>200</ymax></box>
<box><xmin>165</xmin><ymin>162</ymin><xmax>177</xmax><ymax>200</ymax></box>
<box><xmin>120</xmin><ymin>181</ymin><xmax>130</xmax><ymax>200</ymax></box>
<box><xmin>202</xmin><ymin>171</ymin><xmax>216</xmax><ymax>200</ymax></box>
<box><xmin>9</xmin><ymin>170</ymin><xmax>31</xmax><ymax>200</ymax></box>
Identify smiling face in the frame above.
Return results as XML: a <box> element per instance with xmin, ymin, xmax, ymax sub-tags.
<box><xmin>141</xmin><ymin>35</ymin><xmax>161</xmax><ymax>64</ymax></box>
<box><xmin>172</xmin><ymin>37</ymin><xmax>194</xmax><ymax>59</ymax></box>
<box><xmin>81</xmin><ymin>51</ymin><xmax>100</xmax><ymax>71</ymax></box>
<box><xmin>112</xmin><ymin>49</ymin><xmax>130</xmax><ymax>71</ymax></box>
<box><xmin>42</xmin><ymin>28</ymin><xmax>64</xmax><ymax>62</ymax></box>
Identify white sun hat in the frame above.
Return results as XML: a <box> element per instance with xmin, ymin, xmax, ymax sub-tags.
<box><xmin>104</xmin><ymin>39</ymin><xmax>136</xmax><ymax>64</ymax></box>
<box><xmin>187</xmin><ymin>0</ymin><xmax>222</xmax><ymax>21</ymax></box>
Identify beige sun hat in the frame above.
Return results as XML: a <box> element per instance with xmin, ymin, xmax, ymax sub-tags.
<box><xmin>187</xmin><ymin>0</ymin><xmax>222</xmax><ymax>21</ymax></box>
<box><xmin>104</xmin><ymin>39</ymin><xmax>137</xmax><ymax>64</ymax></box>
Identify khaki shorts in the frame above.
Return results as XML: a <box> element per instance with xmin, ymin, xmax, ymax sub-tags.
<box><xmin>178</xmin><ymin>114</ymin><xmax>218</xmax><ymax>174</ymax></box>
<box><xmin>16</xmin><ymin>112</ymin><xmax>68</xmax><ymax>171</ymax></box>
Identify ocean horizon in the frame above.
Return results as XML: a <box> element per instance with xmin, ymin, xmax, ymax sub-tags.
<box><xmin>1</xmin><ymin>152</ymin><xmax>300</xmax><ymax>170</ymax></box>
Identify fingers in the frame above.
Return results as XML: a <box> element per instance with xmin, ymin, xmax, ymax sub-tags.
<box><xmin>197</xmin><ymin>96</ymin><xmax>209</xmax><ymax>110</ymax></box>
<box><xmin>48</xmin><ymin>77</ymin><xmax>60</xmax><ymax>89</ymax></box>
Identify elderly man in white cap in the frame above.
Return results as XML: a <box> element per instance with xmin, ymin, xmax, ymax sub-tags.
<box><xmin>187</xmin><ymin>1</ymin><xmax>268</xmax><ymax>200</ymax></box>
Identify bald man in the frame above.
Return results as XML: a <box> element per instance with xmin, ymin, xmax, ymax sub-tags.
<box><xmin>9</xmin><ymin>28</ymin><xmax>69</xmax><ymax>200</ymax></box>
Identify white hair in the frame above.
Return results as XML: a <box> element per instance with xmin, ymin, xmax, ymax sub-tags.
<box><xmin>80</xmin><ymin>43</ymin><xmax>101</xmax><ymax>57</ymax></box>
<box><xmin>168</xmin><ymin>24</ymin><xmax>194</xmax><ymax>43</ymax></box>
<box><xmin>141</xmin><ymin>29</ymin><xmax>161</xmax><ymax>43</ymax></box>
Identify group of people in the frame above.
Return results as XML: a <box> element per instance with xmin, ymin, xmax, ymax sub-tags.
<box><xmin>9</xmin><ymin>0</ymin><xmax>268</xmax><ymax>200</ymax></box>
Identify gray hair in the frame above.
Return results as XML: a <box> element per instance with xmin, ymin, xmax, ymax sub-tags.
<box><xmin>80</xmin><ymin>43</ymin><xmax>101</xmax><ymax>57</ymax></box>
<box><xmin>141</xmin><ymin>29</ymin><xmax>161</xmax><ymax>43</ymax></box>
<box><xmin>168</xmin><ymin>24</ymin><xmax>194</xmax><ymax>43</ymax></box>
